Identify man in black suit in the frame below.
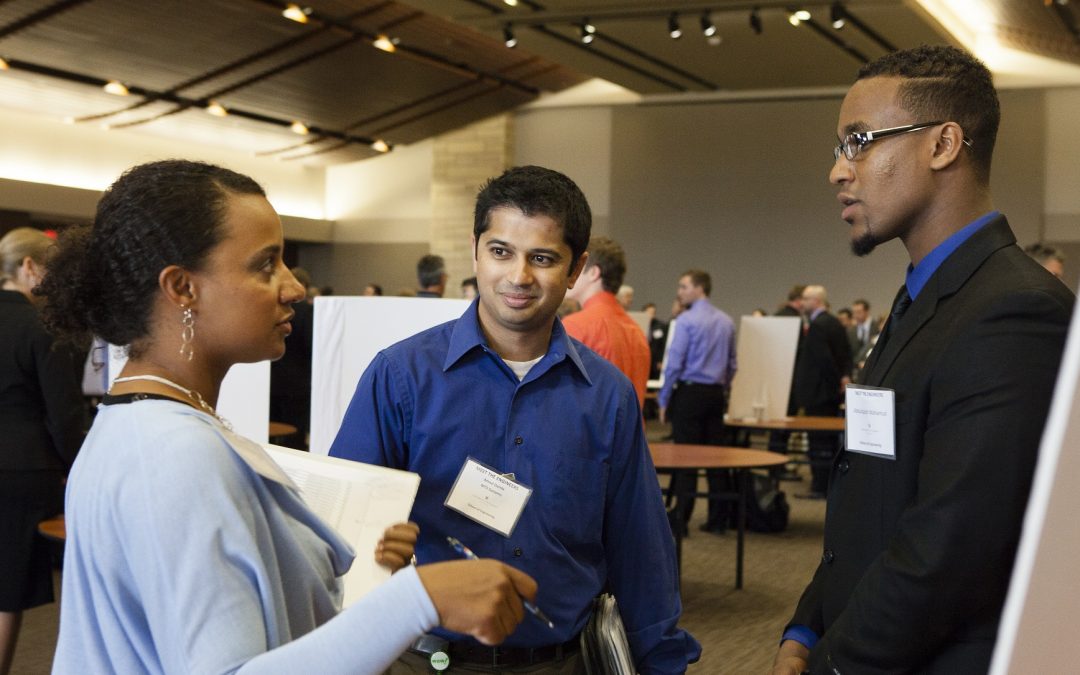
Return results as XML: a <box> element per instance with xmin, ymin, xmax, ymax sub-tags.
<box><xmin>772</xmin><ymin>46</ymin><xmax>1075</xmax><ymax>674</ymax></box>
<box><xmin>788</xmin><ymin>284</ymin><xmax>851</xmax><ymax>497</ymax></box>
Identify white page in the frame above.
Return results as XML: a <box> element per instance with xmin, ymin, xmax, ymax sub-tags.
<box><xmin>264</xmin><ymin>444</ymin><xmax>421</xmax><ymax>606</ymax></box>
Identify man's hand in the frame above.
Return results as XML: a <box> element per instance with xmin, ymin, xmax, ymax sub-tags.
<box><xmin>659</xmin><ymin>406</ymin><xmax>667</xmax><ymax>424</ymax></box>
<box><xmin>770</xmin><ymin>639</ymin><xmax>810</xmax><ymax>675</ymax></box>
<box><xmin>417</xmin><ymin>560</ymin><xmax>538</xmax><ymax>645</ymax></box>
<box><xmin>375</xmin><ymin>522</ymin><xmax>419</xmax><ymax>572</ymax></box>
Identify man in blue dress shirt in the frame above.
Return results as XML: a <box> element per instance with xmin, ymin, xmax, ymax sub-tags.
<box><xmin>658</xmin><ymin>270</ymin><xmax>738</xmax><ymax>535</ymax></box>
<box><xmin>330</xmin><ymin>165</ymin><xmax>700</xmax><ymax>674</ymax></box>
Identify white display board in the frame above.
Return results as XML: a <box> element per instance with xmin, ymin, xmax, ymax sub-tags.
<box><xmin>309</xmin><ymin>296</ymin><xmax>470</xmax><ymax>456</ymax></box>
<box><xmin>627</xmin><ymin>310</ymin><xmax>650</xmax><ymax>338</ymax></box>
<box><xmin>107</xmin><ymin>345</ymin><xmax>270</xmax><ymax>443</ymax></box>
<box><xmin>990</xmin><ymin>283</ymin><xmax>1080</xmax><ymax>673</ymax></box>
<box><xmin>726</xmin><ymin>316</ymin><xmax>801</xmax><ymax>421</ymax></box>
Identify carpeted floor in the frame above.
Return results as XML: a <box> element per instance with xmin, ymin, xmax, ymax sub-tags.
<box><xmin>12</xmin><ymin>429</ymin><xmax>825</xmax><ymax>674</ymax></box>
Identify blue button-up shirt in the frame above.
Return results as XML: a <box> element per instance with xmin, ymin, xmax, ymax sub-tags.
<box><xmin>330</xmin><ymin>302</ymin><xmax>700</xmax><ymax>673</ymax></box>
<box><xmin>658</xmin><ymin>298</ymin><xmax>738</xmax><ymax>409</ymax></box>
<box><xmin>906</xmin><ymin>211</ymin><xmax>998</xmax><ymax>299</ymax></box>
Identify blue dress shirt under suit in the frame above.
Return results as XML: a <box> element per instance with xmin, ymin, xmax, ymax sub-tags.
<box><xmin>330</xmin><ymin>301</ymin><xmax>700</xmax><ymax>673</ymax></box>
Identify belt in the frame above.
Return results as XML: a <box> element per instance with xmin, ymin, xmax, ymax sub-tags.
<box><xmin>409</xmin><ymin>634</ymin><xmax>579</xmax><ymax>669</ymax></box>
<box><xmin>677</xmin><ymin>380</ymin><xmax>725</xmax><ymax>388</ymax></box>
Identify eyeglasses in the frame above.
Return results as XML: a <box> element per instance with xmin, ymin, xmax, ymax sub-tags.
<box><xmin>833</xmin><ymin>121</ymin><xmax>973</xmax><ymax>161</ymax></box>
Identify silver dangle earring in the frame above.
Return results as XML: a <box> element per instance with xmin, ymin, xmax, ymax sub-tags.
<box><xmin>179</xmin><ymin>306</ymin><xmax>195</xmax><ymax>361</ymax></box>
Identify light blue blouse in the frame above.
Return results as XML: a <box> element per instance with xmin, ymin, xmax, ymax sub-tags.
<box><xmin>53</xmin><ymin>398</ymin><xmax>437</xmax><ymax>674</ymax></box>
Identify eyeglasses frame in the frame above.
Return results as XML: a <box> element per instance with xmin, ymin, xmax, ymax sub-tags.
<box><xmin>833</xmin><ymin>121</ymin><xmax>973</xmax><ymax>162</ymax></box>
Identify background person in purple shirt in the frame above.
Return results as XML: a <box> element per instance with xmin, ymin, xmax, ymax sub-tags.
<box><xmin>658</xmin><ymin>269</ymin><xmax>737</xmax><ymax>535</ymax></box>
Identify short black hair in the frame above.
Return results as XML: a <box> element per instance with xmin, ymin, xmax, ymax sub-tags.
<box><xmin>37</xmin><ymin>160</ymin><xmax>264</xmax><ymax>352</ymax></box>
<box><xmin>460</xmin><ymin>276</ymin><xmax>477</xmax><ymax>289</ymax></box>
<box><xmin>417</xmin><ymin>254</ymin><xmax>446</xmax><ymax>288</ymax></box>
<box><xmin>853</xmin><ymin>298</ymin><xmax>870</xmax><ymax>311</ymax></box>
<box><xmin>857</xmin><ymin>45</ymin><xmax>999</xmax><ymax>185</ymax></box>
<box><xmin>473</xmin><ymin>166</ymin><xmax>591</xmax><ymax>271</ymax></box>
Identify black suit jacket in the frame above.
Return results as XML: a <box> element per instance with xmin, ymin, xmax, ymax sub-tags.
<box><xmin>0</xmin><ymin>290</ymin><xmax>85</xmax><ymax>471</ymax></box>
<box><xmin>790</xmin><ymin>311</ymin><xmax>852</xmax><ymax>415</ymax></box>
<box><xmin>791</xmin><ymin>216</ymin><xmax>1075</xmax><ymax>673</ymax></box>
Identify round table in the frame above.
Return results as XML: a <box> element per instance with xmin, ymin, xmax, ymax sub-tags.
<box><xmin>38</xmin><ymin>514</ymin><xmax>66</xmax><ymax>542</ymax></box>
<box><xmin>649</xmin><ymin>443</ymin><xmax>787</xmax><ymax>589</ymax></box>
<box><xmin>724</xmin><ymin>415</ymin><xmax>846</xmax><ymax>432</ymax></box>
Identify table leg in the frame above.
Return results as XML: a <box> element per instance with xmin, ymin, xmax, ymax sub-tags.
<box><xmin>736</xmin><ymin>469</ymin><xmax>747</xmax><ymax>590</ymax></box>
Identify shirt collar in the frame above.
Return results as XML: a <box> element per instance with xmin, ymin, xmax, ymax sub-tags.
<box><xmin>582</xmin><ymin>290</ymin><xmax>621</xmax><ymax>311</ymax></box>
<box><xmin>443</xmin><ymin>299</ymin><xmax>592</xmax><ymax>384</ymax></box>
<box><xmin>905</xmin><ymin>211</ymin><xmax>998</xmax><ymax>299</ymax></box>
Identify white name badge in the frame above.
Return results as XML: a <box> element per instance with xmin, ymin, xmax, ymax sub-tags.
<box><xmin>845</xmin><ymin>384</ymin><xmax>897</xmax><ymax>460</ymax></box>
<box><xmin>444</xmin><ymin>457</ymin><xmax>532</xmax><ymax>537</ymax></box>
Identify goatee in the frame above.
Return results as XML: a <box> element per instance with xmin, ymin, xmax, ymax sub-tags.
<box><xmin>850</xmin><ymin>229</ymin><xmax>877</xmax><ymax>257</ymax></box>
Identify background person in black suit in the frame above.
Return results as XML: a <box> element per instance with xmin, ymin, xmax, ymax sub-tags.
<box><xmin>772</xmin><ymin>46</ymin><xmax>1075</xmax><ymax>674</ymax></box>
<box><xmin>0</xmin><ymin>228</ymin><xmax>86</xmax><ymax>674</ymax></box>
<box><xmin>788</xmin><ymin>284</ymin><xmax>851</xmax><ymax>497</ymax></box>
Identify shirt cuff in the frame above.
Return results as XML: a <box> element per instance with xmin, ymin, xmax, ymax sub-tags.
<box><xmin>781</xmin><ymin>625</ymin><xmax>819</xmax><ymax>650</ymax></box>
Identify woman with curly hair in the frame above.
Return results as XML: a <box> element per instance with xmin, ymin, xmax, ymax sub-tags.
<box><xmin>40</xmin><ymin>160</ymin><xmax>535</xmax><ymax>674</ymax></box>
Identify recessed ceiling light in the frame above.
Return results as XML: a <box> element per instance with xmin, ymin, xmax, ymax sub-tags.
<box><xmin>103</xmin><ymin>80</ymin><xmax>129</xmax><ymax>96</ymax></box>
<box><xmin>282</xmin><ymin>4</ymin><xmax>311</xmax><ymax>24</ymax></box>
<box><xmin>371</xmin><ymin>139</ymin><xmax>390</xmax><ymax>153</ymax></box>
<box><xmin>373</xmin><ymin>35</ymin><xmax>397</xmax><ymax>53</ymax></box>
<box><xmin>290</xmin><ymin>120</ymin><xmax>309</xmax><ymax>135</ymax></box>
<box><xmin>206</xmin><ymin>101</ymin><xmax>228</xmax><ymax>117</ymax></box>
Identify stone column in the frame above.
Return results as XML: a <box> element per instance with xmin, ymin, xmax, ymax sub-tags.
<box><xmin>430</xmin><ymin>114</ymin><xmax>513</xmax><ymax>295</ymax></box>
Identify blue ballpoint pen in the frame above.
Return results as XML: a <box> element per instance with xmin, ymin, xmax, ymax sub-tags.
<box><xmin>446</xmin><ymin>536</ymin><xmax>555</xmax><ymax>629</ymax></box>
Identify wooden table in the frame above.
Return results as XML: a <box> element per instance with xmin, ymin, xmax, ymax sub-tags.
<box><xmin>724</xmin><ymin>415</ymin><xmax>846</xmax><ymax>432</ymax></box>
<box><xmin>649</xmin><ymin>443</ymin><xmax>787</xmax><ymax>589</ymax></box>
<box><xmin>38</xmin><ymin>514</ymin><xmax>66</xmax><ymax>541</ymax></box>
<box><xmin>268</xmin><ymin>421</ymin><xmax>299</xmax><ymax>439</ymax></box>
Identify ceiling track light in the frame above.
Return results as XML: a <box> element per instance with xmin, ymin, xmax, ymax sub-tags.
<box><xmin>503</xmin><ymin>23</ymin><xmax>517</xmax><ymax>48</ymax></box>
<box><xmin>103</xmin><ymin>80</ymin><xmax>129</xmax><ymax>96</ymax></box>
<box><xmin>503</xmin><ymin>0</ymin><xmax>519</xmax><ymax>6</ymax></box>
<box><xmin>282</xmin><ymin>3</ymin><xmax>311</xmax><ymax>24</ymax></box>
<box><xmin>580</xmin><ymin>22</ymin><xmax>595</xmax><ymax>44</ymax></box>
<box><xmin>668</xmin><ymin>12</ymin><xmax>682</xmax><ymax>39</ymax></box>
<box><xmin>830</xmin><ymin>2</ymin><xmax>846</xmax><ymax>29</ymax></box>
<box><xmin>290</xmin><ymin>120</ymin><xmax>309</xmax><ymax>135</ymax></box>
<box><xmin>749</xmin><ymin>8</ymin><xmax>763</xmax><ymax>35</ymax></box>
<box><xmin>205</xmin><ymin>100</ymin><xmax>228</xmax><ymax>117</ymax></box>
<box><xmin>0</xmin><ymin>57</ymin><xmax>9</xmax><ymax>71</ymax></box>
<box><xmin>371</xmin><ymin>139</ymin><xmax>391</xmax><ymax>153</ymax></box>
<box><xmin>372</xmin><ymin>35</ymin><xmax>398</xmax><ymax>53</ymax></box>
<box><xmin>700</xmin><ymin>12</ymin><xmax>717</xmax><ymax>38</ymax></box>
<box><xmin>789</xmin><ymin>9</ymin><xmax>811</xmax><ymax>26</ymax></box>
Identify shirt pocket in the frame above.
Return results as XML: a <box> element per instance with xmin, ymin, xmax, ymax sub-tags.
<box><xmin>537</xmin><ymin>451</ymin><xmax>609</xmax><ymax>548</ymax></box>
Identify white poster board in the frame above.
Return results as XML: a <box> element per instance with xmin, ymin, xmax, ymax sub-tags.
<box><xmin>309</xmin><ymin>296</ymin><xmax>470</xmax><ymax>456</ymax></box>
<box><xmin>726</xmin><ymin>316</ymin><xmax>801</xmax><ymax>421</ymax></box>
<box><xmin>627</xmin><ymin>310</ymin><xmax>650</xmax><ymax>338</ymax></box>
<box><xmin>990</xmin><ymin>283</ymin><xmax>1080</xmax><ymax>673</ymax></box>
<box><xmin>107</xmin><ymin>345</ymin><xmax>270</xmax><ymax>443</ymax></box>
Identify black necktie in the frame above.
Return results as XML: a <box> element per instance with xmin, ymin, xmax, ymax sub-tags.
<box><xmin>878</xmin><ymin>285</ymin><xmax>911</xmax><ymax>350</ymax></box>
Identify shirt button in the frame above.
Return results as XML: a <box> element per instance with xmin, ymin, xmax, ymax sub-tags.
<box><xmin>823</xmin><ymin>549</ymin><xmax>835</xmax><ymax>564</ymax></box>
<box><xmin>514</xmin><ymin>436</ymin><xmax>523</xmax><ymax>445</ymax></box>
<box><xmin>838</xmin><ymin>458</ymin><xmax>850</xmax><ymax>474</ymax></box>
<box><xmin>513</xmin><ymin>547</ymin><xmax>523</xmax><ymax>557</ymax></box>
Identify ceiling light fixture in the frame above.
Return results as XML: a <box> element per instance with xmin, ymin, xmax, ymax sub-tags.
<box><xmin>668</xmin><ymin>13</ymin><xmax>682</xmax><ymax>39</ymax></box>
<box><xmin>206</xmin><ymin>101</ymin><xmax>228</xmax><ymax>117</ymax></box>
<box><xmin>580</xmin><ymin>22</ymin><xmax>595</xmax><ymax>44</ymax></box>
<box><xmin>830</xmin><ymin>2</ymin><xmax>846</xmax><ymax>28</ymax></box>
<box><xmin>371</xmin><ymin>139</ymin><xmax>390</xmax><ymax>153</ymax></box>
<box><xmin>503</xmin><ymin>0</ymin><xmax>519</xmax><ymax>6</ymax></box>
<box><xmin>282</xmin><ymin>4</ymin><xmax>311</xmax><ymax>24</ymax></box>
<box><xmin>0</xmin><ymin>57</ymin><xmax>9</xmax><ymax>71</ymax></box>
<box><xmin>372</xmin><ymin>35</ymin><xmax>397</xmax><ymax>52</ymax></box>
<box><xmin>290</xmin><ymin>120</ymin><xmax>309</xmax><ymax>135</ymax></box>
<box><xmin>503</xmin><ymin>24</ymin><xmax>517</xmax><ymax>48</ymax></box>
<box><xmin>701</xmin><ymin>12</ymin><xmax>718</xmax><ymax>37</ymax></box>
<box><xmin>749</xmin><ymin>8</ymin><xmax>763</xmax><ymax>34</ymax></box>
<box><xmin>788</xmin><ymin>9</ymin><xmax>811</xmax><ymax>26</ymax></box>
<box><xmin>103</xmin><ymin>80</ymin><xmax>129</xmax><ymax>96</ymax></box>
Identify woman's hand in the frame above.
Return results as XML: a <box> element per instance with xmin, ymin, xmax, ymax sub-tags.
<box><xmin>417</xmin><ymin>559</ymin><xmax>537</xmax><ymax>645</ymax></box>
<box><xmin>375</xmin><ymin>522</ymin><xmax>419</xmax><ymax>572</ymax></box>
